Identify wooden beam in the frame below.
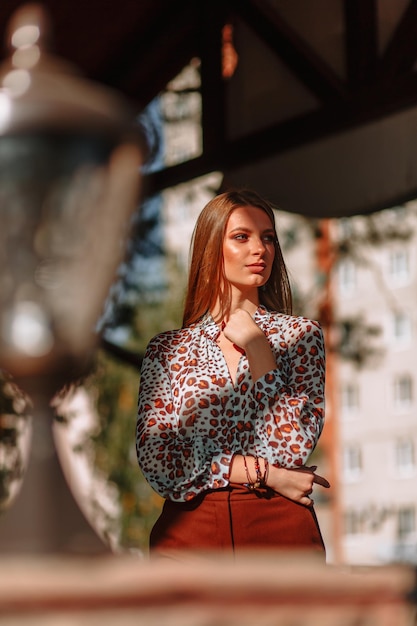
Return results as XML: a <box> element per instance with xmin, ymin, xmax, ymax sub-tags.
<box><xmin>145</xmin><ymin>69</ymin><xmax>417</xmax><ymax>196</ymax></box>
<box><xmin>229</xmin><ymin>0</ymin><xmax>347</xmax><ymax>104</ymax></box>
<box><xmin>95</xmin><ymin>0</ymin><xmax>199</xmax><ymax>106</ymax></box>
<box><xmin>378</xmin><ymin>0</ymin><xmax>417</xmax><ymax>82</ymax></box>
<box><xmin>199</xmin><ymin>1</ymin><xmax>227</xmax><ymax>154</ymax></box>
<box><xmin>100</xmin><ymin>338</ymin><xmax>142</xmax><ymax>369</ymax></box>
<box><xmin>344</xmin><ymin>0</ymin><xmax>378</xmax><ymax>90</ymax></box>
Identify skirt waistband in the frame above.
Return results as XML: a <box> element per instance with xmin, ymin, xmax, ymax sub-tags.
<box><xmin>168</xmin><ymin>484</ymin><xmax>276</xmax><ymax>509</ymax></box>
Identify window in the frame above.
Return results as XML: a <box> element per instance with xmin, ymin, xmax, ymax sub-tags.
<box><xmin>395</xmin><ymin>439</ymin><xmax>415</xmax><ymax>473</ymax></box>
<box><xmin>392</xmin><ymin>311</ymin><xmax>412</xmax><ymax>344</ymax></box>
<box><xmin>393</xmin><ymin>374</ymin><xmax>413</xmax><ymax>409</ymax></box>
<box><xmin>338</xmin><ymin>259</ymin><xmax>357</xmax><ymax>295</ymax></box>
<box><xmin>341</xmin><ymin>383</ymin><xmax>359</xmax><ymax>416</ymax></box>
<box><xmin>388</xmin><ymin>249</ymin><xmax>410</xmax><ymax>285</ymax></box>
<box><xmin>343</xmin><ymin>444</ymin><xmax>362</xmax><ymax>481</ymax></box>
<box><xmin>398</xmin><ymin>507</ymin><xmax>415</xmax><ymax>540</ymax></box>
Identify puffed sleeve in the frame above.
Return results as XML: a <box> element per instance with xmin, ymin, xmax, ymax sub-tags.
<box><xmin>252</xmin><ymin>317</ymin><xmax>325</xmax><ymax>468</ymax></box>
<box><xmin>136</xmin><ymin>334</ymin><xmax>232</xmax><ymax>501</ymax></box>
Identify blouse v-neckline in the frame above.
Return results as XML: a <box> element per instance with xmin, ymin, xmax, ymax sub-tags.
<box><xmin>200</xmin><ymin>306</ymin><xmax>267</xmax><ymax>387</ymax></box>
<box><xmin>215</xmin><ymin>332</ymin><xmax>244</xmax><ymax>387</ymax></box>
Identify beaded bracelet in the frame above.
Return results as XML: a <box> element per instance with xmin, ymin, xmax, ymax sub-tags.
<box><xmin>254</xmin><ymin>455</ymin><xmax>262</xmax><ymax>486</ymax></box>
<box><xmin>257</xmin><ymin>456</ymin><xmax>270</xmax><ymax>488</ymax></box>
<box><xmin>243</xmin><ymin>455</ymin><xmax>257</xmax><ymax>489</ymax></box>
<box><xmin>263</xmin><ymin>459</ymin><xmax>270</xmax><ymax>486</ymax></box>
<box><xmin>243</xmin><ymin>455</ymin><xmax>269</xmax><ymax>490</ymax></box>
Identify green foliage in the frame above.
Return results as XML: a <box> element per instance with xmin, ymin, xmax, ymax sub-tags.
<box><xmin>85</xmin><ymin>350</ymin><xmax>163</xmax><ymax>553</ymax></box>
<box><xmin>82</xmin><ymin>254</ymin><xmax>187</xmax><ymax>553</ymax></box>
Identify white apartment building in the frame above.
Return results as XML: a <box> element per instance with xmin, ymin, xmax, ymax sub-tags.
<box><xmin>280</xmin><ymin>204</ymin><xmax>417</xmax><ymax>565</ymax></box>
<box><xmin>332</xmin><ymin>203</ymin><xmax>417</xmax><ymax>565</ymax></box>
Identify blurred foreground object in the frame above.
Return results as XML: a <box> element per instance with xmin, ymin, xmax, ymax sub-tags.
<box><xmin>0</xmin><ymin>2</ymin><xmax>143</xmax><ymax>393</ymax></box>
<box><xmin>0</xmin><ymin>3</ymin><xmax>143</xmax><ymax>552</ymax></box>
<box><xmin>0</xmin><ymin>554</ymin><xmax>416</xmax><ymax>626</ymax></box>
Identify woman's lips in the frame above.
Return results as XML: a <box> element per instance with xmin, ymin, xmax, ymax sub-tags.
<box><xmin>247</xmin><ymin>263</ymin><xmax>266</xmax><ymax>273</ymax></box>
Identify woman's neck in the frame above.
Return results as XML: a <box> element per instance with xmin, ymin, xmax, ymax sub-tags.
<box><xmin>212</xmin><ymin>292</ymin><xmax>259</xmax><ymax>322</ymax></box>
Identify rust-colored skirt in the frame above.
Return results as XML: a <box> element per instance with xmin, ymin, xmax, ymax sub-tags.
<box><xmin>150</xmin><ymin>484</ymin><xmax>325</xmax><ymax>560</ymax></box>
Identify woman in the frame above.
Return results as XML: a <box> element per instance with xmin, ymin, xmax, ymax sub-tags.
<box><xmin>136</xmin><ymin>189</ymin><xmax>329</xmax><ymax>559</ymax></box>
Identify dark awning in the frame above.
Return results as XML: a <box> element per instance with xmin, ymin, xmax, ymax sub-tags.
<box><xmin>1</xmin><ymin>0</ymin><xmax>417</xmax><ymax>217</ymax></box>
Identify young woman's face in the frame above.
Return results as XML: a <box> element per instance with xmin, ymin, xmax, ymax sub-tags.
<box><xmin>222</xmin><ymin>205</ymin><xmax>276</xmax><ymax>293</ymax></box>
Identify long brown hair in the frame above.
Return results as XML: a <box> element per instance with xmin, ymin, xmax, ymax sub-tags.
<box><xmin>182</xmin><ymin>189</ymin><xmax>292</xmax><ymax>327</ymax></box>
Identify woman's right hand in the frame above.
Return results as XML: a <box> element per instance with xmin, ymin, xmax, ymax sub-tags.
<box><xmin>268</xmin><ymin>464</ymin><xmax>330</xmax><ymax>507</ymax></box>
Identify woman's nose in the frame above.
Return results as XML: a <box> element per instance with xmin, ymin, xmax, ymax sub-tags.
<box><xmin>252</xmin><ymin>237</ymin><xmax>266</xmax><ymax>253</ymax></box>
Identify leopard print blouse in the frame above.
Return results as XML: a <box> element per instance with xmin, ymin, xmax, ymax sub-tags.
<box><xmin>136</xmin><ymin>306</ymin><xmax>325</xmax><ymax>502</ymax></box>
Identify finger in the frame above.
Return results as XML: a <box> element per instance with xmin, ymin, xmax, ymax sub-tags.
<box><xmin>313</xmin><ymin>473</ymin><xmax>330</xmax><ymax>488</ymax></box>
<box><xmin>300</xmin><ymin>496</ymin><xmax>314</xmax><ymax>507</ymax></box>
<box><xmin>292</xmin><ymin>466</ymin><xmax>314</xmax><ymax>476</ymax></box>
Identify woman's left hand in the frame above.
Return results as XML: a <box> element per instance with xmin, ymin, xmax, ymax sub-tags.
<box><xmin>223</xmin><ymin>308</ymin><xmax>263</xmax><ymax>351</ymax></box>
<box><xmin>268</xmin><ymin>464</ymin><xmax>330</xmax><ymax>507</ymax></box>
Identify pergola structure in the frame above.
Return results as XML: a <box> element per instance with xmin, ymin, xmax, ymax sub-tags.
<box><xmin>1</xmin><ymin>0</ymin><xmax>417</xmax><ymax>217</ymax></box>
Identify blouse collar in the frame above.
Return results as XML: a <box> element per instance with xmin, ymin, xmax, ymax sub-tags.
<box><xmin>199</xmin><ymin>305</ymin><xmax>268</xmax><ymax>341</ymax></box>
